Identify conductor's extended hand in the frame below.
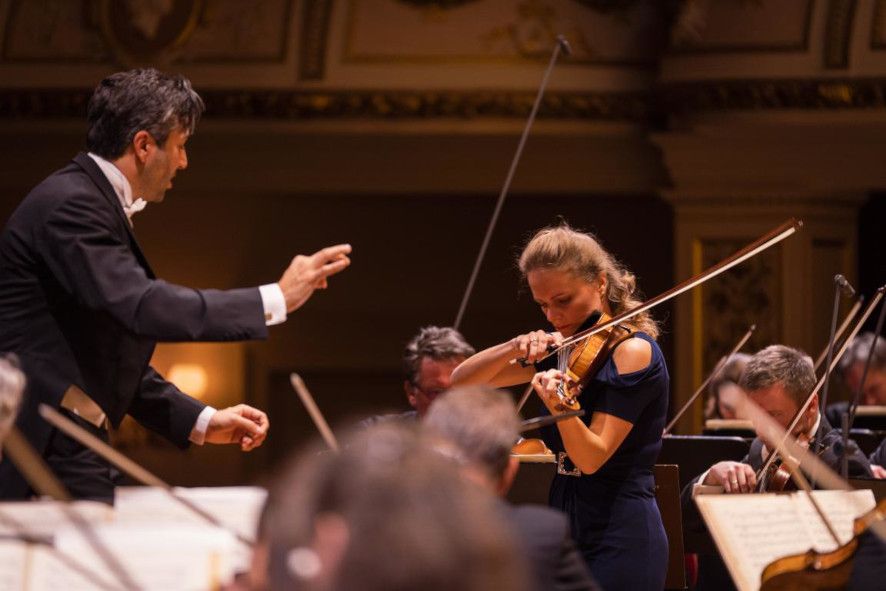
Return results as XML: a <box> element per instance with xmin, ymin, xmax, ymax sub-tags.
<box><xmin>277</xmin><ymin>244</ymin><xmax>352</xmax><ymax>312</ymax></box>
<box><xmin>205</xmin><ymin>404</ymin><xmax>270</xmax><ymax>451</ymax></box>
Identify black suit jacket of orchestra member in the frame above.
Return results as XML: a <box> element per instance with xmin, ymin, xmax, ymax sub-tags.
<box><xmin>871</xmin><ymin>438</ymin><xmax>886</xmax><ymax>468</ymax></box>
<box><xmin>498</xmin><ymin>501</ymin><xmax>601</xmax><ymax>591</ymax></box>
<box><xmin>678</xmin><ymin>417</ymin><xmax>873</xmax><ymax>591</ymax></box>
<box><xmin>0</xmin><ymin>153</ymin><xmax>267</xmax><ymax>498</ymax></box>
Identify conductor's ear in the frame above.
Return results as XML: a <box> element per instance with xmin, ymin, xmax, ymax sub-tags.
<box><xmin>131</xmin><ymin>130</ymin><xmax>153</xmax><ymax>164</ymax></box>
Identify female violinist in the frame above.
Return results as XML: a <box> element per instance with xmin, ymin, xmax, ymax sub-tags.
<box><xmin>451</xmin><ymin>223</ymin><xmax>669</xmax><ymax>590</ymax></box>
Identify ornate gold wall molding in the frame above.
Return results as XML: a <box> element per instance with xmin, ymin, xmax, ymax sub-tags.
<box><xmin>0</xmin><ymin>88</ymin><xmax>651</xmax><ymax>121</ymax></box>
<box><xmin>660</xmin><ymin>77</ymin><xmax>886</xmax><ymax>112</ymax></box>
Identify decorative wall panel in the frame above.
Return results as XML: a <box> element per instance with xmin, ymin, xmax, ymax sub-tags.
<box><xmin>671</xmin><ymin>0</ymin><xmax>814</xmax><ymax>54</ymax></box>
<box><xmin>2</xmin><ymin>0</ymin><xmax>107</xmax><ymax>62</ymax></box>
<box><xmin>345</xmin><ymin>0</ymin><xmax>668</xmax><ymax>65</ymax></box>
<box><xmin>697</xmin><ymin>239</ymin><xmax>782</xmax><ymax>377</ymax></box>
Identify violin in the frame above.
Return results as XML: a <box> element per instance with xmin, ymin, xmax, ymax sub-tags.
<box><xmin>759</xmin><ymin>499</ymin><xmax>886</xmax><ymax>591</ymax></box>
<box><xmin>757</xmin><ymin>460</ymin><xmax>796</xmax><ymax>493</ymax></box>
<box><xmin>549</xmin><ymin>310</ymin><xmax>634</xmax><ymax>412</ymax></box>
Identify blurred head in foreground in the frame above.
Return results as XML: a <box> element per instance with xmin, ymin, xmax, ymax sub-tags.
<box><xmin>423</xmin><ymin>384</ymin><xmax>521</xmax><ymax>497</ymax></box>
<box><xmin>255</xmin><ymin>423</ymin><xmax>528</xmax><ymax>591</ymax></box>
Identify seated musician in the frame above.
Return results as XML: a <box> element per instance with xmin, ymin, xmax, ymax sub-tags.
<box><xmin>686</xmin><ymin>344</ymin><xmax>872</xmax><ymax>497</ymax></box>
<box><xmin>0</xmin><ymin>356</ymin><xmax>25</xmax><ymax>458</ymax></box>
<box><xmin>360</xmin><ymin>326</ymin><xmax>475</xmax><ymax>426</ymax></box>
<box><xmin>870</xmin><ymin>438</ymin><xmax>886</xmax><ymax>478</ymax></box>
<box><xmin>423</xmin><ymin>385</ymin><xmax>600</xmax><ymax>591</ymax></box>
<box><xmin>825</xmin><ymin>332</ymin><xmax>886</xmax><ymax>428</ymax></box>
<box><xmin>682</xmin><ymin>345</ymin><xmax>873</xmax><ymax>591</ymax></box>
<box><xmin>704</xmin><ymin>353</ymin><xmax>751</xmax><ymax>421</ymax></box>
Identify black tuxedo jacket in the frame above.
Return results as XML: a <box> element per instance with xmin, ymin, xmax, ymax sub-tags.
<box><xmin>498</xmin><ymin>501</ymin><xmax>600</xmax><ymax>591</ymax></box>
<box><xmin>0</xmin><ymin>153</ymin><xmax>267</xmax><ymax>497</ymax></box>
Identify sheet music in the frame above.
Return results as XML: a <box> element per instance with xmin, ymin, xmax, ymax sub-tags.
<box><xmin>0</xmin><ymin>541</ymin><xmax>28</xmax><ymax>591</ymax></box>
<box><xmin>115</xmin><ymin>486</ymin><xmax>265</xmax><ymax>538</ymax></box>
<box><xmin>115</xmin><ymin>486</ymin><xmax>266</xmax><ymax>572</ymax></box>
<box><xmin>696</xmin><ymin>489</ymin><xmax>875</xmax><ymax>591</ymax></box>
<box><xmin>42</xmin><ymin>524</ymin><xmax>236</xmax><ymax>590</ymax></box>
<box><xmin>0</xmin><ymin>501</ymin><xmax>113</xmax><ymax>539</ymax></box>
<box><xmin>0</xmin><ymin>488</ymin><xmax>263</xmax><ymax>588</ymax></box>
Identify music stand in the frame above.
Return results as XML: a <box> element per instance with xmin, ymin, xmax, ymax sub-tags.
<box><xmin>654</xmin><ymin>464</ymin><xmax>687</xmax><ymax>590</ymax></box>
<box><xmin>658</xmin><ymin>435</ymin><xmax>751</xmax><ymax>490</ymax></box>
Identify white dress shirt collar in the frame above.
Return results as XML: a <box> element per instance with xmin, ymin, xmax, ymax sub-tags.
<box><xmin>86</xmin><ymin>153</ymin><xmax>147</xmax><ymax>220</ymax></box>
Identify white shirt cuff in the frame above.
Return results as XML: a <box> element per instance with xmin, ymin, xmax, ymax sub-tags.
<box><xmin>189</xmin><ymin>406</ymin><xmax>217</xmax><ymax>445</ymax></box>
<box><xmin>259</xmin><ymin>283</ymin><xmax>287</xmax><ymax>326</ymax></box>
<box><xmin>691</xmin><ymin>468</ymin><xmax>725</xmax><ymax>497</ymax></box>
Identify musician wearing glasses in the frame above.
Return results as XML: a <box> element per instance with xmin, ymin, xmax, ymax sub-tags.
<box><xmin>452</xmin><ymin>223</ymin><xmax>670</xmax><ymax>591</ymax></box>
<box><xmin>361</xmin><ymin>326</ymin><xmax>475</xmax><ymax>427</ymax></box>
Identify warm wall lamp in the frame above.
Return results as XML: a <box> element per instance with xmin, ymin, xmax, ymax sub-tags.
<box><xmin>167</xmin><ymin>363</ymin><xmax>209</xmax><ymax>400</ymax></box>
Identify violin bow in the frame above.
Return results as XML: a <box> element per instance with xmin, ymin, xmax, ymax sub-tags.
<box><xmin>815</xmin><ymin>275</ymin><xmax>858</xmax><ymax>459</ymax></box>
<box><xmin>520</xmin><ymin>409</ymin><xmax>585</xmax><ymax>433</ymax></box>
<box><xmin>754</xmin><ymin>286</ymin><xmax>885</xmax><ymax>485</ymax></box>
<box><xmin>743</xmin><ymin>399</ymin><xmax>844</xmax><ymax>548</ymax></box>
<box><xmin>38</xmin><ymin>404</ymin><xmax>257</xmax><ymax>548</ymax></box>
<box><xmin>663</xmin><ymin>323</ymin><xmax>756</xmax><ymax>435</ymax></box>
<box><xmin>514</xmin><ymin>218</ymin><xmax>803</xmax><ymax>367</ymax></box>
<box><xmin>842</xmin><ymin>291</ymin><xmax>886</xmax><ymax>477</ymax></box>
<box><xmin>2</xmin><ymin>425</ymin><xmax>141</xmax><ymax>590</ymax></box>
<box><xmin>515</xmin><ymin>382</ymin><xmax>535</xmax><ymax>414</ymax></box>
<box><xmin>290</xmin><ymin>373</ymin><xmax>340</xmax><ymax>453</ymax></box>
<box><xmin>453</xmin><ymin>35</ymin><xmax>572</xmax><ymax>330</ymax></box>
<box><xmin>813</xmin><ymin>296</ymin><xmax>863</xmax><ymax>373</ymax></box>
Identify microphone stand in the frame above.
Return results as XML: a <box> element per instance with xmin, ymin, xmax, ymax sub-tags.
<box><xmin>812</xmin><ymin>275</ymin><xmax>855</xmax><ymax>488</ymax></box>
<box><xmin>841</xmin><ymin>288</ymin><xmax>886</xmax><ymax>479</ymax></box>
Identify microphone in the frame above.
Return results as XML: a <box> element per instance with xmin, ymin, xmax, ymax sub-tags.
<box><xmin>556</xmin><ymin>35</ymin><xmax>572</xmax><ymax>57</ymax></box>
<box><xmin>835</xmin><ymin>274</ymin><xmax>855</xmax><ymax>298</ymax></box>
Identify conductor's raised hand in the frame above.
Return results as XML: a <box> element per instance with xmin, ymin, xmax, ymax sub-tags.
<box><xmin>278</xmin><ymin>244</ymin><xmax>352</xmax><ymax>312</ymax></box>
<box><xmin>205</xmin><ymin>404</ymin><xmax>270</xmax><ymax>451</ymax></box>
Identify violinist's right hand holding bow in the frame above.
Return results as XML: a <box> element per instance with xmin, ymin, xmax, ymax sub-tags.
<box><xmin>703</xmin><ymin>461</ymin><xmax>757</xmax><ymax>494</ymax></box>
<box><xmin>511</xmin><ymin>330</ymin><xmax>564</xmax><ymax>365</ymax></box>
<box><xmin>451</xmin><ymin>330</ymin><xmax>564</xmax><ymax>388</ymax></box>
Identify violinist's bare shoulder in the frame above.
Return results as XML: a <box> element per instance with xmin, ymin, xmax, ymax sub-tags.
<box><xmin>612</xmin><ymin>336</ymin><xmax>652</xmax><ymax>375</ymax></box>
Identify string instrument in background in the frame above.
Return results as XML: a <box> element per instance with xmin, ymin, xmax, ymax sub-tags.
<box><xmin>760</xmin><ymin>499</ymin><xmax>886</xmax><ymax>591</ymax></box>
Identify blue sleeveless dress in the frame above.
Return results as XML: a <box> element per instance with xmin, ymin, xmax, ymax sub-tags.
<box><xmin>538</xmin><ymin>328</ymin><xmax>669</xmax><ymax>590</ymax></box>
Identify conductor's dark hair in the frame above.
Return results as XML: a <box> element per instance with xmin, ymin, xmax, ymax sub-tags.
<box><xmin>86</xmin><ymin>68</ymin><xmax>204</xmax><ymax>159</ymax></box>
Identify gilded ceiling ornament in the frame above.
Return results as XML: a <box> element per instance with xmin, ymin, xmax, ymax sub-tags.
<box><xmin>97</xmin><ymin>0</ymin><xmax>204</xmax><ymax>66</ymax></box>
<box><xmin>395</xmin><ymin>0</ymin><xmax>480</xmax><ymax>8</ymax></box>
<box><xmin>570</xmin><ymin>0</ymin><xmax>641</xmax><ymax>11</ymax></box>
